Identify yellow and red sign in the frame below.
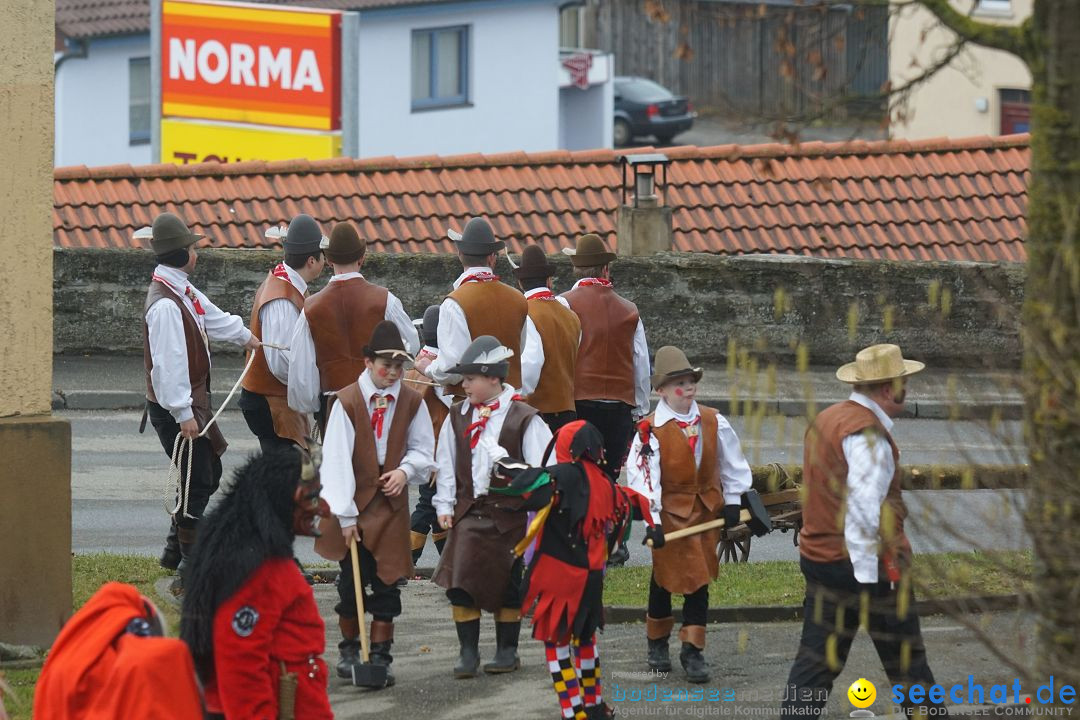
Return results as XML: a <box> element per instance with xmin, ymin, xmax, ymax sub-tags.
<box><xmin>161</xmin><ymin>0</ymin><xmax>342</xmax><ymax>131</ymax></box>
<box><xmin>161</xmin><ymin>118</ymin><xmax>341</xmax><ymax>164</ymax></box>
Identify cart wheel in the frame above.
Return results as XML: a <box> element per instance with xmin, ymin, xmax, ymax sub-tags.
<box><xmin>717</xmin><ymin>532</ymin><xmax>752</xmax><ymax>563</ymax></box>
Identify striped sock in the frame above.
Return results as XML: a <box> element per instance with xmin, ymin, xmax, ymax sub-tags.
<box><xmin>574</xmin><ymin>638</ymin><xmax>602</xmax><ymax>707</ymax></box>
<box><xmin>546</xmin><ymin>642</ymin><xmax>586</xmax><ymax>719</ymax></box>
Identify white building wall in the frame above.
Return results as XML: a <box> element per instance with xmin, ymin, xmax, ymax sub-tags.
<box><xmin>55</xmin><ymin>35</ymin><xmax>153</xmax><ymax>167</ymax></box>
<box><xmin>356</xmin><ymin>1</ymin><xmax>560</xmax><ymax>157</ymax></box>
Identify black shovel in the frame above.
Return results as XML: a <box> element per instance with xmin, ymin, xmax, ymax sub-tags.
<box><xmin>348</xmin><ymin>537</ymin><xmax>391</xmax><ymax>689</ymax></box>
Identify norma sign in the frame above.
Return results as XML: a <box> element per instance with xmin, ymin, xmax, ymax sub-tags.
<box><xmin>161</xmin><ymin>119</ymin><xmax>341</xmax><ymax>164</ymax></box>
<box><xmin>161</xmin><ymin>0</ymin><xmax>342</xmax><ymax>131</ymax></box>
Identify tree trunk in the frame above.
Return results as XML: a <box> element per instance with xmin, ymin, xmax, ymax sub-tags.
<box><xmin>1022</xmin><ymin>0</ymin><xmax>1080</xmax><ymax>689</ymax></box>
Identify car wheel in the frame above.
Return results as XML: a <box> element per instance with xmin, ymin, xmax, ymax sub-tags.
<box><xmin>613</xmin><ymin>119</ymin><xmax>632</xmax><ymax>147</ymax></box>
<box><xmin>655</xmin><ymin>134</ymin><xmax>675</xmax><ymax>145</ymax></box>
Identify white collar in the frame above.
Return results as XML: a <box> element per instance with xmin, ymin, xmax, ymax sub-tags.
<box><xmin>330</xmin><ymin>271</ymin><xmax>364</xmax><ymax>284</ymax></box>
<box><xmin>278</xmin><ymin>263</ymin><xmax>308</xmax><ymax>294</ymax></box>
<box><xmin>359</xmin><ymin>369</ymin><xmax>401</xmax><ymax>401</ymax></box>
<box><xmin>849</xmin><ymin>392</ymin><xmax>894</xmax><ymax>432</ymax></box>
<box><xmin>654</xmin><ymin>398</ymin><xmax>699</xmax><ymax>427</ymax></box>
<box><xmin>524</xmin><ymin>286</ymin><xmax>553</xmax><ymax>299</ymax></box>
<box><xmin>453</xmin><ymin>267</ymin><xmax>494</xmax><ymax>290</ymax></box>
<box><xmin>153</xmin><ymin>264</ymin><xmax>191</xmax><ymax>289</ymax></box>
<box><xmin>458</xmin><ymin>383</ymin><xmax>516</xmax><ymax>414</ymax></box>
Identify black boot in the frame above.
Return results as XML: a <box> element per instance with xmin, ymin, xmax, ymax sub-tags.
<box><xmin>647</xmin><ymin>637</ymin><xmax>672</xmax><ymax>673</ymax></box>
<box><xmin>369</xmin><ymin>641</ymin><xmax>396</xmax><ymax>687</ymax></box>
<box><xmin>679</xmin><ymin>642</ymin><xmax>710</xmax><ymax>684</ymax></box>
<box><xmin>586</xmin><ymin>702</ymin><xmax>616</xmax><ymax>720</ymax></box>
<box><xmin>336</xmin><ymin>638</ymin><xmax>361</xmax><ymax>679</ymax></box>
<box><xmin>169</xmin><ymin>538</ymin><xmax>195</xmax><ymax>596</ymax></box>
<box><xmin>453</xmin><ymin>619</ymin><xmax>481</xmax><ymax>678</ymax></box>
<box><xmin>160</xmin><ymin>522</ymin><xmax>181</xmax><ymax>571</ymax></box>
<box><xmin>606</xmin><ymin>541</ymin><xmax>630</xmax><ymax>567</ymax></box>
<box><xmin>483</xmin><ymin>621</ymin><xmax>521</xmax><ymax>674</ymax></box>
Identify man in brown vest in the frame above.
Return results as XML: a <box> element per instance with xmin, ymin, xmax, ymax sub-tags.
<box><xmin>239</xmin><ymin>214</ymin><xmax>326</xmax><ymax>452</ymax></box>
<box><xmin>560</xmin><ymin>233</ymin><xmax>650</xmax><ymax>566</ymax></box>
<box><xmin>422</xmin><ymin>217</ymin><xmax>528</xmax><ymax>398</ymax></box>
<box><xmin>142</xmin><ymin>212</ymin><xmax>259</xmax><ymax>584</ymax></box>
<box><xmin>781</xmin><ymin>344</ymin><xmax>942</xmax><ymax>718</ymax></box>
<box><xmin>431</xmin><ymin>336</ymin><xmax>553</xmax><ymax>679</ymax></box>
<box><xmin>513</xmin><ymin>244</ymin><xmax>581</xmax><ymax>434</ymax></box>
<box><xmin>288</xmin><ymin>223</ymin><xmax>419</xmax><ymax>430</ymax></box>
<box><xmin>406</xmin><ymin>305</ymin><xmax>453</xmax><ymax>564</ymax></box>
<box><xmin>626</xmin><ymin>346</ymin><xmax>751</xmax><ymax>684</ymax></box>
<box><xmin>314</xmin><ymin>321</ymin><xmax>436</xmax><ymax>685</ymax></box>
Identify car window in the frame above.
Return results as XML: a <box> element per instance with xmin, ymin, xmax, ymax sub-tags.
<box><xmin>615</xmin><ymin>79</ymin><xmax>673</xmax><ymax>103</ymax></box>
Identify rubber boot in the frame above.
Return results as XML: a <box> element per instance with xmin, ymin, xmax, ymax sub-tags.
<box><xmin>337</xmin><ymin>617</ymin><xmax>362</xmax><ymax>679</ymax></box>
<box><xmin>369</xmin><ymin>620</ymin><xmax>396</xmax><ymax>687</ymax></box>
<box><xmin>453</xmin><ymin>619</ymin><xmax>481</xmax><ymax>678</ymax></box>
<box><xmin>483</xmin><ymin>621</ymin><xmax>521</xmax><ymax>674</ymax></box>
<box><xmin>679</xmin><ymin>643</ymin><xmax>710</xmax><ymax>683</ymax></box>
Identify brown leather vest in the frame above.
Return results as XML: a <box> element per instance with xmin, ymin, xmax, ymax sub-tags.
<box><xmin>304</xmin><ymin>277</ymin><xmax>388</xmax><ymax>392</ymax></box>
<box><xmin>404</xmin><ymin>368</ymin><xmax>450</xmax><ymax>450</ymax></box>
<box><xmin>562</xmin><ymin>284</ymin><xmax>639</xmax><ymax>405</ymax></box>
<box><xmin>652</xmin><ymin>407</ymin><xmax>724</xmax><ymax>519</ymax></box>
<box><xmin>446</xmin><ymin>280</ymin><xmax>528</xmax><ymax>396</ymax></box>
<box><xmin>142</xmin><ymin>281</ymin><xmax>227</xmax><ymax>455</ymax></box>
<box><xmin>799</xmin><ymin>400</ymin><xmax>911</xmax><ymax>567</ymax></box>
<box><xmin>335</xmin><ymin>381</ymin><xmax>423</xmax><ymax>515</ymax></box>
<box><xmin>242</xmin><ymin>271</ymin><xmax>305</xmax><ymax>397</ymax></box>
<box><xmin>524</xmin><ymin>298</ymin><xmax>580</xmax><ymax>414</ymax></box>
<box><xmin>448</xmin><ymin>399</ymin><xmax>538</xmax><ymax>526</ymax></box>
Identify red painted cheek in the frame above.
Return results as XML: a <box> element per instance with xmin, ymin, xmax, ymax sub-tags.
<box><xmin>675</xmin><ymin>388</ymin><xmax>684</xmax><ymax>396</ymax></box>
<box><xmin>377</xmin><ymin>367</ymin><xmax>388</xmax><ymax>378</ymax></box>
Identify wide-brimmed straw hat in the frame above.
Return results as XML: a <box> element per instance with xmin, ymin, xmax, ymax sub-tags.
<box><xmin>836</xmin><ymin>344</ymin><xmax>925</xmax><ymax>384</ymax></box>
<box><xmin>651</xmin><ymin>346</ymin><xmax>704</xmax><ymax>390</ymax></box>
<box><xmin>561</xmin><ymin>233</ymin><xmax>616</xmax><ymax>267</ymax></box>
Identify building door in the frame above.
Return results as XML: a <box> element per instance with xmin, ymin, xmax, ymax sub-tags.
<box><xmin>999</xmin><ymin>88</ymin><xmax>1031</xmax><ymax>135</ymax></box>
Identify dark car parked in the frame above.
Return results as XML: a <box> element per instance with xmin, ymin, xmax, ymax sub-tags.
<box><xmin>613</xmin><ymin>76</ymin><xmax>695</xmax><ymax>146</ymax></box>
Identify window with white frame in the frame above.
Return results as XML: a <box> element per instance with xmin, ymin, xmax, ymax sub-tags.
<box><xmin>129</xmin><ymin>57</ymin><xmax>151</xmax><ymax>145</ymax></box>
<box><xmin>976</xmin><ymin>0</ymin><xmax>1012</xmax><ymax>13</ymax></box>
<box><xmin>411</xmin><ymin>26</ymin><xmax>469</xmax><ymax>110</ymax></box>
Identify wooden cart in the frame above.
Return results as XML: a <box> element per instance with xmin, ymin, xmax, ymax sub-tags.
<box><xmin>717</xmin><ymin>464</ymin><xmax>803</xmax><ymax>563</ymax></box>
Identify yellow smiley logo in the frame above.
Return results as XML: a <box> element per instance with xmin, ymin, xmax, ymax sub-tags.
<box><xmin>847</xmin><ymin>678</ymin><xmax>877</xmax><ymax>709</ymax></box>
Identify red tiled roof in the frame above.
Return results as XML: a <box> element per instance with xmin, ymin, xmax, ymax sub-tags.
<box><xmin>55</xmin><ymin>0</ymin><xmax>463</xmax><ymax>39</ymax></box>
<box><xmin>53</xmin><ymin>134</ymin><xmax>1031</xmax><ymax>262</ymax></box>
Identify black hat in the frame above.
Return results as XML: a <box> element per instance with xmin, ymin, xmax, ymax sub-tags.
<box><xmin>283</xmin><ymin>214</ymin><xmax>324</xmax><ymax>255</ymax></box>
<box><xmin>421</xmin><ymin>305</ymin><xmax>440</xmax><ymax>348</ymax></box>
<box><xmin>325</xmin><ymin>223</ymin><xmax>366</xmax><ymax>265</ymax></box>
<box><xmin>513</xmin><ymin>244</ymin><xmax>556</xmax><ymax>280</ymax></box>
<box><xmin>448</xmin><ymin>217</ymin><xmax>504</xmax><ymax>255</ymax></box>
<box><xmin>446</xmin><ymin>335</ymin><xmax>514</xmax><ymax>378</ymax></box>
<box><xmin>363</xmin><ymin>321</ymin><xmax>414</xmax><ymax>363</ymax></box>
<box><xmin>150</xmin><ymin>212</ymin><xmax>203</xmax><ymax>254</ymax></box>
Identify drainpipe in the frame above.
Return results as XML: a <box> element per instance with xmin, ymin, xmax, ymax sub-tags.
<box><xmin>54</xmin><ymin>37</ymin><xmax>88</xmax><ymax>72</ymax></box>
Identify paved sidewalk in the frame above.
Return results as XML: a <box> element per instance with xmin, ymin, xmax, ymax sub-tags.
<box><xmin>53</xmin><ymin>355</ymin><xmax>1023</xmax><ymax>419</ymax></box>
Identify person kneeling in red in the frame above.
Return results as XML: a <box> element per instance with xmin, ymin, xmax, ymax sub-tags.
<box><xmin>181</xmin><ymin>448</ymin><xmax>333</xmax><ymax>720</ymax></box>
<box><xmin>491</xmin><ymin>420</ymin><xmax>660</xmax><ymax>720</ymax></box>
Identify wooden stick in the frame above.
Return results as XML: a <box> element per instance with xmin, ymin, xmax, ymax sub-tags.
<box><xmin>646</xmin><ymin>509</ymin><xmax>752</xmax><ymax>547</ymax></box>
<box><xmin>349</xmin><ymin>537</ymin><xmax>371</xmax><ymax>662</ymax></box>
<box><xmin>403</xmin><ymin>377</ymin><xmax>441</xmax><ymax>387</ymax></box>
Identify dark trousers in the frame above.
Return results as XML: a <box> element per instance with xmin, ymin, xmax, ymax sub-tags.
<box><xmin>648</xmin><ymin>574</ymin><xmax>709</xmax><ymax>628</ymax></box>
<box><xmin>541</xmin><ymin>410</ymin><xmax>578</xmax><ymax>435</ymax></box>
<box><xmin>446</xmin><ymin>557</ymin><xmax>524</xmax><ymax>609</ymax></box>
<box><xmin>335</xmin><ymin>541</ymin><xmax>401</xmax><ymax>624</ymax></box>
<box><xmin>575</xmin><ymin>400</ymin><xmax>634</xmax><ymax>481</ymax></box>
<box><xmin>410</xmin><ymin>481</ymin><xmax>439</xmax><ymax>536</ymax></box>
<box><xmin>780</xmin><ymin>557</ymin><xmax>941</xmax><ymax>719</ymax></box>
<box><xmin>238</xmin><ymin>389</ymin><xmax>298</xmax><ymax>454</ymax></box>
<box><xmin>147</xmin><ymin>401</ymin><xmax>222</xmax><ymax>548</ymax></box>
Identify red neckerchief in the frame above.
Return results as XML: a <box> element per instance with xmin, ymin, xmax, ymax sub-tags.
<box><xmin>460</xmin><ymin>271</ymin><xmax>500</xmax><ymax>285</ymax></box>
<box><xmin>676</xmin><ymin>416</ymin><xmax>701</xmax><ymax>454</ymax></box>
<box><xmin>152</xmin><ymin>273</ymin><xmax>205</xmax><ymax>316</ymax></box>
<box><xmin>370</xmin><ymin>393</ymin><xmax>393</xmax><ymax>439</ymax></box>
<box><xmin>576</xmin><ymin>278</ymin><xmax>612</xmax><ymax>289</ymax></box>
<box><xmin>465</xmin><ymin>399</ymin><xmax>500</xmax><ymax>448</ymax></box>
<box><xmin>271</xmin><ymin>262</ymin><xmax>292</xmax><ymax>283</ymax></box>
<box><xmin>527</xmin><ymin>289</ymin><xmax>555</xmax><ymax>300</ymax></box>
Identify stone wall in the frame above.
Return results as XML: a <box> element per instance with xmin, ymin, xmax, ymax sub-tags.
<box><xmin>54</xmin><ymin>248</ymin><xmax>1025</xmax><ymax>367</ymax></box>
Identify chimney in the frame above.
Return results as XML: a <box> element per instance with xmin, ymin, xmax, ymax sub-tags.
<box><xmin>616</xmin><ymin>153</ymin><xmax>673</xmax><ymax>256</ymax></box>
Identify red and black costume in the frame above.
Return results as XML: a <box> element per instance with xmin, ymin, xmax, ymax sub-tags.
<box><xmin>181</xmin><ymin>448</ymin><xmax>332</xmax><ymax>720</ymax></box>
<box><xmin>492</xmin><ymin>420</ymin><xmax>657</xmax><ymax>720</ymax></box>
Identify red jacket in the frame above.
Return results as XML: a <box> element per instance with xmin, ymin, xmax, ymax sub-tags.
<box><xmin>206</xmin><ymin>557</ymin><xmax>332</xmax><ymax>719</ymax></box>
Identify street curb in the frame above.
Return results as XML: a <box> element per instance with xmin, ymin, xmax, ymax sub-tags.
<box><xmin>51</xmin><ymin>389</ymin><xmax>1025</xmax><ymax>418</ymax></box>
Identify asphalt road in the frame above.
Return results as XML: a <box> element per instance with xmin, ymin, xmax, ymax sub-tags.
<box><xmin>68</xmin><ymin>410</ymin><xmax>1029</xmax><ymax>563</ymax></box>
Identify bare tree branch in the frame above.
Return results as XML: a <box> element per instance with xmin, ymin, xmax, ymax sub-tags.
<box><xmin>908</xmin><ymin>0</ymin><xmax>1032</xmax><ymax>60</ymax></box>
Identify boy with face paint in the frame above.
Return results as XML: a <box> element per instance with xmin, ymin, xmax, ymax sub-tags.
<box><xmin>626</xmin><ymin>346</ymin><xmax>752</xmax><ymax>684</ymax></box>
<box><xmin>315</xmin><ymin>321</ymin><xmax>436</xmax><ymax>686</ymax></box>
<box><xmin>431</xmin><ymin>335</ymin><xmax>553</xmax><ymax>678</ymax></box>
